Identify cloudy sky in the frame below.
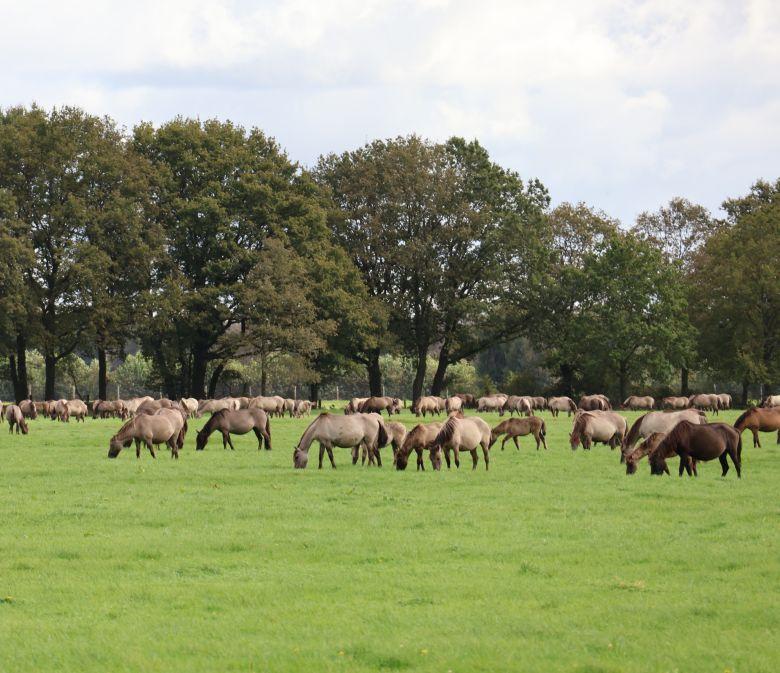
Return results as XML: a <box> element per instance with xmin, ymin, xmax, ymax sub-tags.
<box><xmin>1</xmin><ymin>0</ymin><xmax>778</xmax><ymax>222</ymax></box>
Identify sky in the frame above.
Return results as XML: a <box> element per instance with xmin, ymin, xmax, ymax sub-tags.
<box><xmin>1</xmin><ymin>0</ymin><xmax>778</xmax><ymax>223</ymax></box>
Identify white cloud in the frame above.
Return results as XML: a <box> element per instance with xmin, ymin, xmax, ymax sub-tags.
<box><xmin>0</xmin><ymin>0</ymin><xmax>778</xmax><ymax>222</ymax></box>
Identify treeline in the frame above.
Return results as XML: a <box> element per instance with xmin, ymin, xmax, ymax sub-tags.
<box><xmin>0</xmin><ymin>105</ymin><xmax>778</xmax><ymax>404</ymax></box>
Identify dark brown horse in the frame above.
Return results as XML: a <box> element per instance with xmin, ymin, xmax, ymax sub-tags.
<box><xmin>489</xmin><ymin>417</ymin><xmax>548</xmax><ymax>451</ymax></box>
<box><xmin>625</xmin><ymin>432</ymin><xmax>698</xmax><ymax>476</ymax></box>
<box><xmin>195</xmin><ymin>408</ymin><xmax>271</xmax><ymax>451</ymax></box>
<box><xmin>734</xmin><ymin>406</ymin><xmax>780</xmax><ymax>447</ymax></box>
<box><xmin>578</xmin><ymin>394</ymin><xmax>612</xmax><ymax>411</ymax></box>
<box><xmin>358</xmin><ymin>396</ymin><xmax>401</xmax><ymax>416</ymax></box>
<box><xmin>650</xmin><ymin>421</ymin><xmax>741</xmax><ymax>478</ymax></box>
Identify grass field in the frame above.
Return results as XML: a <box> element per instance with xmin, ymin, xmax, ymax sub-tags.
<box><xmin>0</xmin><ymin>406</ymin><xmax>777</xmax><ymax>673</ymax></box>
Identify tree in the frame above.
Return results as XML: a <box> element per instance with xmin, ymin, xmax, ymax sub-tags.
<box><xmin>316</xmin><ymin>136</ymin><xmax>549</xmax><ymax>400</ymax></box>
<box><xmin>0</xmin><ymin>106</ymin><xmax>131</xmax><ymax>399</ymax></box>
<box><xmin>691</xmin><ymin>183</ymin><xmax>780</xmax><ymax>402</ymax></box>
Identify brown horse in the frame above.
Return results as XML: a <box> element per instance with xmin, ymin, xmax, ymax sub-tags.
<box><xmin>156</xmin><ymin>407</ymin><xmax>188</xmax><ymax>450</ymax></box>
<box><xmin>412</xmin><ymin>396</ymin><xmax>442</xmax><ymax>417</ymax></box>
<box><xmin>650</xmin><ymin>421</ymin><xmax>741</xmax><ymax>477</ymax></box>
<box><xmin>734</xmin><ymin>406</ymin><xmax>780</xmax><ymax>448</ymax></box>
<box><xmin>761</xmin><ymin>395</ymin><xmax>780</xmax><ymax>408</ymax></box>
<box><xmin>395</xmin><ymin>422</ymin><xmax>443</xmax><ymax>471</ymax></box>
<box><xmin>626</xmin><ymin>432</ymin><xmax>698</xmax><ymax>476</ymax></box>
<box><xmin>455</xmin><ymin>393</ymin><xmax>476</xmax><ymax>409</ymax></box>
<box><xmin>5</xmin><ymin>404</ymin><xmax>29</xmax><ymax>434</ymax></box>
<box><xmin>503</xmin><ymin>395</ymin><xmax>533</xmax><ymax>416</ymax></box>
<box><xmin>578</xmin><ymin>394</ymin><xmax>611</xmax><ymax>411</ymax></box>
<box><xmin>622</xmin><ymin>409</ymin><xmax>706</xmax><ymax>453</ymax></box>
<box><xmin>444</xmin><ymin>396</ymin><xmax>463</xmax><ymax>413</ymax></box>
<box><xmin>358</xmin><ymin>420</ymin><xmax>408</xmax><ymax>466</ymax></box>
<box><xmin>688</xmin><ymin>393</ymin><xmax>720</xmax><ymax>414</ymax></box>
<box><xmin>19</xmin><ymin>399</ymin><xmax>38</xmax><ymax>419</ymax></box>
<box><xmin>570</xmin><ymin>411</ymin><xmax>626</xmax><ymax>451</ymax></box>
<box><xmin>358</xmin><ymin>396</ymin><xmax>402</xmax><ymax>416</ymax></box>
<box><xmin>621</xmin><ymin>396</ymin><xmax>654</xmax><ymax>410</ymax></box>
<box><xmin>489</xmin><ymin>417</ymin><xmax>547</xmax><ymax>451</ymax></box>
<box><xmin>109</xmin><ymin>414</ymin><xmax>180</xmax><ymax>459</ymax></box>
<box><xmin>195</xmin><ymin>408</ymin><xmax>271</xmax><ymax>451</ymax></box>
<box><xmin>662</xmin><ymin>396</ymin><xmax>690</xmax><ymax>410</ymax></box>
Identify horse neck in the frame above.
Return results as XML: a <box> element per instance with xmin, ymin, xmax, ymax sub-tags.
<box><xmin>297</xmin><ymin>416</ymin><xmax>323</xmax><ymax>451</ymax></box>
<box><xmin>624</xmin><ymin>415</ymin><xmax>644</xmax><ymax>447</ymax></box>
<box><xmin>114</xmin><ymin>417</ymin><xmax>137</xmax><ymax>440</ymax></box>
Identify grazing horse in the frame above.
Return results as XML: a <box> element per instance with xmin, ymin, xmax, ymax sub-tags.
<box><xmin>489</xmin><ymin>417</ymin><xmax>548</xmax><ymax>451</ymax></box>
<box><xmin>395</xmin><ymin>422</ymin><xmax>443</xmax><ymax>471</ymax></box>
<box><xmin>621</xmin><ymin>396</ymin><xmax>654</xmax><ymax>410</ymax></box>
<box><xmin>689</xmin><ymin>393</ymin><xmax>720</xmax><ymax>414</ymax></box>
<box><xmin>662</xmin><ymin>396</ymin><xmax>691</xmax><ymax>410</ymax></box>
<box><xmin>108</xmin><ymin>414</ymin><xmax>180</xmax><ymax>459</ymax></box>
<box><xmin>180</xmin><ymin>398</ymin><xmax>199</xmax><ymax>418</ymax></box>
<box><xmin>578</xmin><ymin>394</ymin><xmax>612</xmax><ymax>411</ymax></box>
<box><xmin>195</xmin><ymin>408</ymin><xmax>271</xmax><ymax>451</ymax></box>
<box><xmin>66</xmin><ymin>399</ymin><xmax>89</xmax><ymax>422</ymax></box>
<box><xmin>360</xmin><ymin>420</ymin><xmax>408</xmax><ymax>466</ymax></box>
<box><xmin>548</xmin><ymin>397</ymin><xmax>577</xmax><ymax>417</ymax></box>
<box><xmin>626</xmin><ymin>432</ymin><xmax>698</xmax><ymax>476</ymax></box>
<box><xmin>343</xmin><ymin>397</ymin><xmax>368</xmax><ymax>415</ymax></box>
<box><xmin>570</xmin><ymin>411</ymin><xmax>627</xmax><ymax>451</ymax></box>
<box><xmin>476</xmin><ymin>395</ymin><xmax>506</xmax><ymax>414</ymax></box>
<box><xmin>155</xmin><ymin>407</ymin><xmax>188</xmax><ymax>450</ymax></box>
<box><xmin>94</xmin><ymin>399</ymin><xmax>127</xmax><ymax>420</ymax></box>
<box><xmin>531</xmin><ymin>396</ymin><xmax>547</xmax><ymax>412</ymax></box>
<box><xmin>455</xmin><ymin>393</ymin><xmax>476</xmax><ymax>409</ymax></box>
<box><xmin>432</xmin><ymin>412</ymin><xmax>492</xmax><ymax>470</ymax></box>
<box><xmin>358</xmin><ymin>396</ymin><xmax>401</xmax><ymax>416</ymax></box>
<box><xmin>445</xmin><ymin>396</ymin><xmax>463</xmax><ymax>413</ymax></box>
<box><xmin>622</xmin><ymin>409</ymin><xmax>706</xmax><ymax>454</ymax></box>
<box><xmin>503</xmin><ymin>395</ymin><xmax>533</xmax><ymax>416</ymax></box>
<box><xmin>761</xmin><ymin>395</ymin><xmax>780</xmax><ymax>408</ymax></box>
<box><xmin>19</xmin><ymin>400</ymin><xmax>38</xmax><ymax>419</ymax></box>
<box><xmin>294</xmin><ymin>399</ymin><xmax>313</xmax><ymax>417</ymax></box>
<box><xmin>650</xmin><ymin>421</ymin><xmax>741</xmax><ymax>478</ymax></box>
<box><xmin>293</xmin><ymin>413</ymin><xmax>388</xmax><ymax>469</ymax></box>
<box><xmin>5</xmin><ymin>404</ymin><xmax>29</xmax><ymax>434</ymax></box>
<box><xmin>125</xmin><ymin>396</ymin><xmax>153</xmax><ymax>416</ymax></box>
<box><xmin>717</xmin><ymin>394</ymin><xmax>732</xmax><ymax>410</ymax></box>
<box><xmin>412</xmin><ymin>396</ymin><xmax>441</xmax><ymax>417</ymax></box>
<box><xmin>734</xmin><ymin>406</ymin><xmax>780</xmax><ymax>448</ymax></box>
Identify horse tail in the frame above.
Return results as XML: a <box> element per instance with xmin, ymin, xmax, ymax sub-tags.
<box><xmin>568</xmin><ymin>398</ymin><xmax>577</xmax><ymax>412</ymax></box>
<box><xmin>540</xmin><ymin>419</ymin><xmax>546</xmax><ymax>437</ymax></box>
<box><xmin>264</xmin><ymin>413</ymin><xmax>272</xmax><ymax>450</ymax></box>
<box><xmin>376</xmin><ymin>419</ymin><xmax>389</xmax><ymax>448</ymax></box>
<box><xmin>733</xmin><ymin>408</ymin><xmax>752</xmax><ymax>430</ymax></box>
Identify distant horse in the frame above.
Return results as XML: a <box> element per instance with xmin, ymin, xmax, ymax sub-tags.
<box><xmin>195</xmin><ymin>408</ymin><xmax>271</xmax><ymax>451</ymax></box>
<box><xmin>19</xmin><ymin>400</ymin><xmax>38</xmax><ymax>419</ymax></box>
<box><xmin>688</xmin><ymin>393</ymin><xmax>720</xmax><ymax>415</ymax></box>
<box><xmin>358</xmin><ymin>396</ymin><xmax>402</xmax><ymax>416</ymax></box>
<box><xmin>717</xmin><ymin>394</ymin><xmax>732</xmax><ymax>410</ymax></box>
<box><xmin>503</xmin><ymin>395</ymin><xmax>533</xmax><ymax>416</ymax></box>
<box><xmin>445</xmin><ymin>396</ymin><xmax>463</xmax><ymax>413</ymax></box>
<box><xmin>548</xmin><ymin>397</ymin><xmax>577</xmax><ymax>417</ymax></box>
<box><xmin>5</xmin><ymin>404</ymin><xmax>29</xmax><ymax>434</ymax></box>
<box><xmin>570</xmin><ymin>411</ymin><xmax>626</xmax><ymax>451</ymax></box>
<box><xmin>343</xmin><ymin>398</ymin><xmax>368</xmax><ymax>415</ymax></box>
<box><xmin>489</xmin><ymin>417</ymin><xmax>547</xmax><ymax>451</ymax></box>
<box><xmin>94</xmin><ymin>399</ymin><xmax>127</xmax><ymax>420</ymax></box>
<box><xmin>294</xmin><ymin>399</ymin><xmax>313</xmax><ymax>417</ymax></box>
<box><xmin>733</xmin><ymin>406</ymin><xmax>780</xmax><ymax>448</ymax></box>
<box><xmin>622</xmin><ymin>409</ymin><xmax>706</xmax><ymax>454</ymax></box>
<box><xmin>412</xmin><ymin>396</ymin><xmax>442</xmax><ymax>417</ymax></box>
<box><xmin>180</xmin><ymin>398</ymin><xmax>199</xmax><ymax>418</ymax></box>
<box><xmin>621</xmin><ymin>396</ymin><xmax>654</xmax><ymax>410</ymax></box>
<box><xmin>476</xmin><ymin>395</ymin><xmax>506</xmax><ymax>414</ymax></box>
<box><xmin>108</xmin><ymin>414</ymin><xmax>180</xmax><ymax>459</ymax></box>
<box><xmin>662</xmin><ymin>396</ymin><xmax>690</xmax><ymax>409</ymax></box>
<box><xmin>249</xmin><ymin>396</ymin><xmax>284</xmax><ymax>417</ymax></box>
<box><xmin>650</xmin><ymin>421</ymin><xmax>741</xmax><ymax>478</ymax></box>
<box><xmin>395</xmin><ymin>422</ymin><xmax>443</xmax><ymax>471</ymax></box>
<box><xmin>625</xmin><ymin>432</ymin><xmax>697</xmax><ymax>476</ymax></box>
<box><xmin>761</xmin><ymin>395</ymin><xmax>780</xmax><ymax>408</ymax></box>
<box><xmin>578</xmin><ymin>394</ymin><xmax>612</xmax><ymax>411</ymax></box>
<box><xmin>293</xmin><ymin>413</ymin><xmax>388</xmax><ymax>469</ymax></box>
<box><xmin>432</xmin><ymin>412</ymin><xmax>492</xmax><ymax>470</ymax></box>
<box><xmin>455</xmin><ymin>393</ymin><xmax>476</xmax><ymax>409</ymax></box>
<box><xmin>531</xmin><ymin>396</ymin><xmax>547</xmax><ymax>412</ymax></box>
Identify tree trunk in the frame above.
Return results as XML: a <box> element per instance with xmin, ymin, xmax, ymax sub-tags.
<box><xmin>680</xmin><ymin>367</ymin><xmax>689</xmax><ymax>397</ymax></box>
<box><xmin>97</xmin><ymin>347</ymin><xmax>108</xmax><ymax>400</ymax></box>
<box><xmin>207</xmin><ymin>363</ymin><xmax>224</xmax><ymax>399</ymax></box>
<box><xmin>618</xmin><ymin>362</ymin><xmax>628</xmax><ymax>403</ymax></box>
<box><xmin>44</xmin><ymin>354</ymin><xmax>57</xmax><ymax>400</ymax></box>
<box><xmin>411</xmin><ymin>346</ymin><xmax>428</xmax><ymax>402</ymax></box>
<box><xmin>430</xmin><ymin>345</ymin><xmax>449</xmax><ymax>397</ymax></box>
<box><xmin>190</xmin><ymin>344</ymin><xmax>209</xmax><ymax>398</ymax></box>
<box><xmin>10</xmin><ymin>333</ymin><xmax>29</xmax><ymax>401</ymax></box>
<box><xmin>366</xmin><ymin>348</ymin><xmax>382</xmax><ymax>397</ymax></box>
<box><xmin>560</xmin><ymin>363</ymin><xmax>574</xmax><ymax>398</ymax></box>
<box><xmin>309</xmin><ymin>382</ymin><xmax>319</xmax><ymax>404</ymax></box>
<box><xmin>260</xmin><ymin>352</ymin><xmax>268</xmax><ymax>396</ymax></box>
<box><xmin>740</xmin><ymin>379</ymin><xmax>749</xmax><ymax>407</ymax></box>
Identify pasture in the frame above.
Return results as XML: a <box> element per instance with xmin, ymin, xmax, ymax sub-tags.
<box><xmin>0</xmin><ymin>407</ymin><xmax>777</xmax><ymax>673</ymax></box>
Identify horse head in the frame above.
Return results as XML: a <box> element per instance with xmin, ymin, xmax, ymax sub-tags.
<box><xmin>293</xmin><ymin>446</ymin><xmax>308</xmax><ymax>469</ymax></box>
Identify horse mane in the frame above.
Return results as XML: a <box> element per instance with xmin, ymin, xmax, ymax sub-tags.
<box><xmin>113</xmin><ymin>416</ymin><xmax>137</xmax><ymax>438</ymax></box>
<box><xmin>434</xmin><ymin>413</ymin><xmax>460</xmax><ymax>446</ymax></box>
<box><xmin>663</xmin><ymin>419</ymin><xmax>692</xmax><ymax>448</ymax></box>
<box><xmin>571</xmin><ymin>412</ymin><xmax>592</xmax><ymax>436</ymax></box>
<box><xmin>624</xmin><ymin>414</ymin><xmax>645</xmax><ymax>449</ymax></box>
<box><xmin>733</xmin><ymin>407</ymin><xmax>755</xmax><ymax>429</ymax></box>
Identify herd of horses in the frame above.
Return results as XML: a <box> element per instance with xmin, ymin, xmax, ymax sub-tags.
<box><xmin>3</xmin><ymin>391</ymin><xmax>779</xmax><ymax>478</ymax></box>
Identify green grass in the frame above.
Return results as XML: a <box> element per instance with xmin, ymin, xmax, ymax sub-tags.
<box><xmin>0</xmin><ymin>407</ymin><xmax>777</xmax><ymax>673</ymax></box>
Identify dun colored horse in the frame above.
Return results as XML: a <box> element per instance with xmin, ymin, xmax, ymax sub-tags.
<box><xmin>293</xmin><ymin>413</ymin><xmax>388</xmax><ymax>469</ymax></box>
<box><xmin>621</xmin><ymin>396</ymin><xmax>654</xmax><ymax>410</ymax></box>
<box><xmin>108</xmin><ymin>415</ymin><xmax>179</xmax><ymax>459</ymax></box>
<box><xmin>650</xmin><ymin>421</ymin><xmax>741</xmax><ymax>478</ymax></box>
<box><xmin>548</xmin><ymin>397</ymin><xmax>577</xmax><ymax>417</ymax></box>
<box><xmin>476</xmin><ymin>395</ymin><xmax>506</xmax><ymax>414</ymax></box>
<box><xmin>761</xmin><ymin>395</ymin><xmax>780</xmax><ymax>408</ymax></box>
<box><xmin>358</xmin><ymin>396</ymin><xmax>402</xmax><ymax>416</ymax></box>
<box><xmin>195</xmin><ymin>408</ymin><xmax>271</xmax><ymax>451</ymax></box>
<box><xmin>395</xmin><ymin>422</ymin><xmax>443</xmax><ymax>471</ymax></box>
<box><xmin>19</xmin><ymin>400</ymin><xmax>38</xmax><ymax>419</ymax></box>
<box><xmin>5</xmin><ymin>404</ymin><xmax>29</xmax><ymax>434</ymax></box>
<box><xmin>662</xmin><ymin>396</ymin><xmax>690</xmax><ymax>410</ymax></box>
<box><xmin>734</xmin><ymin>406</ymin><xmax>780</xmax><ymax>447</ymax></box>
<box><xmin>445</xmin><ymin>396</ymin><xmax>463</xmax><ymax>413</ymax></box>
<box><xmin>688</xmin><ymin>393</ymin><xmax>720</xmax><ymax>414</ymax></box>
<box><xmin>622</xmin><ymin>409</ymin><xmax>706</xmax><ymax>453</ymax></box>
<box><xmin>503</xmin><ymin>396</ymin><xmax>533</xmax><ymax>416</ymax></box>
<box><xmin>489</xmin><ymin>417</ymin><xmax>547</xmax><ymax>451</ymax></box>
<box><xmin>432</xmin><ymin>412</ymin><xmax>492</xmax><ymax>470</ymax></box>
<box><xmin>412</xmin><ymin>396</ymin><xmax>442</xmax><ymax>417</ymax></box>
<box><xmin>578</xmin><ymin>394</ymin><xmax>612</xmax><ymax>411</ymax></box>
<box><xmin>570</xmin><ymin>411</ymin><xmax>626</xmax><ymax>451</ymax></box>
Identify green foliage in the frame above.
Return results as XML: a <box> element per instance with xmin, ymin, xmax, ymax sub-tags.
<box><xmin>112</xmin><ymin>353</ymin><xmax>154</xmax><ymax>398</ymax></box>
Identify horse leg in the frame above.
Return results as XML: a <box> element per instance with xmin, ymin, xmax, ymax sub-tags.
<box><xmin>225</xmin><ymin>433</ymin><xmax>236</xmax><ymax>451</ymax></box>
<box><xmin>416</xmin><ymin>448</ymin><xmax>424</xmax><ymax>471</ymax></box>
<box><xmin>326</xmin><ymin>445</ymin><xmax>336</xmax><ymax>469</ymax></box>
<box><xmin>752</xmin><ymin>428</ymin><xmax>760</xmax><ymax>448</ymax></box>
<box><xmin>501</xmin><ymin>436</ymin><xmax>507</xmax><ymax>450</ymax></box>
<box><xmin>135</xmin><ymin>439</ymin><xmax>141</xmax><ymax>459</ymax></box>
<box><xmin>221</xmin><ymin>431</ymin><xmax>228</xmax><ymax>450</ymax></box>
<box><xmin>729</xmin><ymin>446</ymin><xmax>741</xmax><ymax>478</ymax></box>
<box><xmin>470</xmin><ymin>449</ymin><xmax>478</xmax><ymax>470</ymax></box>
<box><xmin>444</xmin><ymin>448</ymin><xmax>451</xmax><ymax>469</ymax></box>
<box><xmin>147</xmin><ymin>441</ymin><xmax>156</xmax><ymax>459</ymax></box>
<box><xmin>678</xmin><ymin>458</ymin><xmax>686</xmax><ymax>477</ymax></box>
<box><xmin>252</xmin><ymin>427</ymin><xmax>263</xmax><ymax>450</ymax></box>
<box><xmin>375</xmin><ymin>445</ymin><xmax>383</xmax><ymax>467</ymax></box>
<box><xmin>692</xmin><ymin>460</ymin><xmax>698</xmax><ymax>477</ymax></box>
<box><xmin>351</xmin><ymin>446</ymin><xmax>359</xmax><ymax>465</ymax></box>
<box><xmin>318</xmin><ymin>442</ymin><xmax>325</xmax><ymax>469</ymax></box>
<box><xmin>719</xmin><ymin>453</ymin><xmax>730</xmax><ymax>477</ymax></box>
<box><xmin>453</xmin><ymin>447</ymin><xmax>460</xmax><ymax>469</ymax></box>
<box><xmin>513</xmin><ymin>436</ymin><xmax>520</xmax><ymax>451</ymax></box>
<box><xmin>482</xmin><ymin>443</ymin><xmax>490</xmax><ymax>470</ymax></box>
